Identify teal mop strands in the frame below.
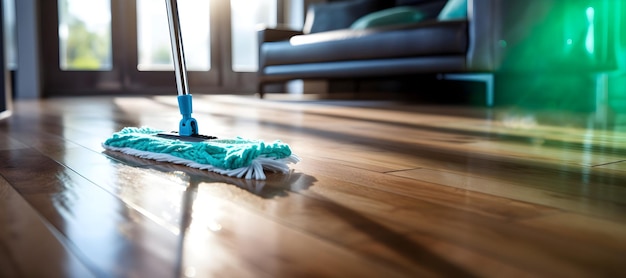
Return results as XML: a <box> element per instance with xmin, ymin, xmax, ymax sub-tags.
<box><xmin>102</xmin><ymin>127</ymin><xmax>299</xmax><ymax>180</ymax></box>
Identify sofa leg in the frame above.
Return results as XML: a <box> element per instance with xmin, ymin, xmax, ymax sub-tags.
<box><xmin>258</xmin><ymin>83</ymin><xmax>265</xmax><ymax>99</ymax></box>
<box><xmin>442</xmin><ymin>73</ymin><xmax>494</xmax><ymax>107</ymax></box>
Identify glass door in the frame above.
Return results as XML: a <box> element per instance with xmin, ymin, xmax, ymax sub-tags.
<box><xmin>127</xmin><ymin>0</ymin><xmax>218</xmax><ymax>94</ymax></box>
<box><xmin>230</xmin><ymin>0</ymin><xmax>277</xmax><ymax>72</ymax></box>
<box><xmin>222</xmin><ymin>0</ymin><xmax>280</xmax><ymax>92</ymax></box>
<box><xmin>41</xmin><ymin>0</ymin><xmax>121</xmax><ymax>95</ymax></box>
<box><xmin>41</xmin><ymin>0</ymin><xmax>218</xmax><ymax>96</ymax></box>
<box><xmin>40</xmin><ymin>0</ymin><xmax>282</xmax><ymax>96</ymax></box>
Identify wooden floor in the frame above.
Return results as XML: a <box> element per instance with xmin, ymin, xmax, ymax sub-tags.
<box><xmin>1</xmin><ymin>94</ymin><xmax>625</xmax><ymax>277</ymax></box>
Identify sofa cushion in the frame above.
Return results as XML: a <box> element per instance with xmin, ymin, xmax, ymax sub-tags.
<box><xmin>350</xmin><ymin>6</ymin><xmax>426</xmax><ymax>29</ymax></box>
<box><xmin>262</xmin><ymin>20</ymin><xmax>467</xmax><ymax>66</ymax></box>
<box><xmin>396</xmin><ymin>0</ymin><xmax>441</xmax><ymax>5</ymax></box>
<box><xmin>303</xmin><ymin>0</ymin><xmax>393</xmax><ymax>34</ymax></box>
<box><xmin>396</xmin><ymin>0</ymin><xmax>450</xmax><ymax>21</ymax></box>
<box><xmin>438</xmin><ymin>0</ymin><xmax>467</xmax><ymax>20</ymax></box>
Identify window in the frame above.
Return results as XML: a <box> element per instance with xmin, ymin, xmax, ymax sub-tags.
<box><xmin>41</xmin><ymin>0</ymin><xmax>291</xmax><ymax>96</ymax></box>
<box><xmin>58</xmin><ymin>0</ymin><xmax>112</xmax><ymax>70</ymax></box>
<box><xmin>137</xmin><ymin>0</ymin><xmax>210</xmax><ymax>71</ymax></box>
<box><xmin>230</xmin><ymin>0</ymin><xmax>277</xmax><ymax>72</ymax></box>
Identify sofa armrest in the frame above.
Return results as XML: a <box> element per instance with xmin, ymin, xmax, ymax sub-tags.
<box><xmin>257</xmin><ymin>27</ymin><xmax>303</xmax><ymax>43</ymax></box>
<box><xmin>466</xmin><ymin>0</ymin><xmax>500</xmax><ymax>71</ymax></box>
<box><xmin>257</xmin><ymin>27</ymin><xmax>303</xmax><ymax>76</ymax></box>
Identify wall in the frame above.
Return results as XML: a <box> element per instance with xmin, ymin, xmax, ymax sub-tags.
<box><xmin>15</xmin><ymin>0</ymin><xmax>40</xmax><ymax>99</ymax></box>
<box><xmin>1</xmin><ymin>0</ymin><xmax>11</xmax><ymax>118</ymax></box>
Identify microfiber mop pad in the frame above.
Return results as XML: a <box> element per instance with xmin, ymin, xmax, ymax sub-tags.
<box><xmin>102</xmin><ymin>127</ymin><xmax>299</xmax><ymax>180</ymax></box>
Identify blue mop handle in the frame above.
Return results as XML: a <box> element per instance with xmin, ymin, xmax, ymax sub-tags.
<box><xmin>166</xmin><ymin>0</ymin><xmax>198</xmax><ymax>136</ymax></box>
<box><xmin>178</xmin><ymin>94</ymin><xmax>198</xmax><ymax>136</ymax></box>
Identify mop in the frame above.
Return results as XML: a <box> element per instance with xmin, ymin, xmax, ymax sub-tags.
<box><xmin>102</xmin><ymin>0</ymin><xmax>298</xmax><ymax>180</ymax></box>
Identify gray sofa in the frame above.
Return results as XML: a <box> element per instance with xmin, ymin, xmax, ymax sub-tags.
<box><xmin>257</xmin><ymin>0</ymin><xmax>499</xmax><ymax>102</ymax></box>
<box><xmin>257</xmin><ymin>0</ymin><xmax>621</xmax><ymax>105</ymax></box>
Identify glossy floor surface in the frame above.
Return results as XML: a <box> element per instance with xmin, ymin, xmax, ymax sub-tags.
<box><xmin>1</xmin><ymin>94</ymin><xmax>625</xmax><ymax>277</ymax></box>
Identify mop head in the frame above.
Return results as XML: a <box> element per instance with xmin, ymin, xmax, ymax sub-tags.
<box><xmin>102</xmin><ymin>127</ymin><xmax>299</xmax><ymax>180</ymax></box>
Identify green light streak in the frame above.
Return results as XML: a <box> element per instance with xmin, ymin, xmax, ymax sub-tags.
<box><xmin>585</xmin><ymin>7</ymin><xmax>594</xmax><ymax>54</ymax></box>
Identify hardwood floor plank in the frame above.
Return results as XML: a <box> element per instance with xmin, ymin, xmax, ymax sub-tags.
<box><xmin>175</xmin><ymin>146</ymin><xmax>624</xmax><ymax>277</ymax></box>
<box><xmin>5</xmin><ymin>145</ymin><xmax>419</xmax><ymax>276</ymax></box>
<box><xmin>0</xmin><ymin>148</ymin><xmax>179</xmax><ymax>277</ymax></box>
<box><xmin>595</xmin><ymin>160</ymin><xmax>626</xmax><ymax>172</ymax></box>
<box><xmin>464</xmin><ymin>140</ymin><xmax>625</xmax><ymax>167</ymax></box>
<box><xmin>289</xmin><ymin>159</ymin><xmax>626</xmax><ymax>276</ymax></box>
<box><xmin>46</xmin><ymin>148</ymin><xmax>559</xmax><ymax>276</ymax></box>
<box><xmin>184</xmin><ymin>97</ymin><xmax>626</xmax><ymax>185</ymax></box>
<box><xmin>44</xmin><ymin>146</ymin><xmax>427</xmax><ymax>275</ymax></box>
<box><xmin>175</xmin><ymin>160</ymin><xmax>572</xmax><ymax>276</ymax></box>
<box><xmin>441</xmin><ymin>113</ymin><xmax>626</xmax><ymax>149</ymax></box>
<box><xmin>518</xmin><ymin>212</ymin><xmax>626</xmax><ymax>251</ymax></box>
<box><xmin>191</xmin><ymin>95</ymin><xmax>626</xmax><ymax>167</ymax></box>
<box><xmin>3</xmin><ymin>95</ymin><xmax>626</xmax><ymax>277</ymax></box>
<box><xmin>39</xmin><ymin>144</ymin><xmax>550</xmax><ymax>277</ymax></box>
<box><xmin>352</xmin><ymin>233</ymin><xmax>536</xmax><ymax>278</ymax></box>
<box><xmin>0</xmin><ymin>174</ymin><xmax>94</xmax><ymax>278</ymax></box>
<box><xmin>390</xmin><ymin>167</ymin><xmax>626</xmax><ymax>221</ymax></box>
<box><xmin>294</xmin><ymin>157</ymin><xmax>558</xmax><ymax>219</ymax></box>
<box><xmin>0</xmin><ymin>131</ymin><xmax>29</xmax><ymax>151</ymax></box>
<box><xmin>178</xmin><ymin>183</ymin><xmax>413</xmax><ymax>278</ymax></box>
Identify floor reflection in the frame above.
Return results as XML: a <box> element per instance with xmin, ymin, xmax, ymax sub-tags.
<box><xmin>101</xmin><ymin>149</ymin><xmax>317</xmax><ymax>277</ymax></box>
<box><xmin>105</xmin><ymin>148</ymin><xmax>316</xmax><ymax>198</ymax></box>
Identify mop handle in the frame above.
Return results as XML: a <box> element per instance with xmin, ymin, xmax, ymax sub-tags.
<box><xmin>165</xmin><ymin>0</ymin><xmax>189</xmax><ymax>96</ymax></box>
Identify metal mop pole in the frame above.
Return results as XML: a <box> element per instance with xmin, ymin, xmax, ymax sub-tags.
<box><xmin>165</xmin><ymin>0</ymin><xmax>197</xmax><ymax>136</ymax></box>
<box><xmin>165</xmin><ymin>0</ymin><xmax>189</xmax><ymax>96</ymax></box>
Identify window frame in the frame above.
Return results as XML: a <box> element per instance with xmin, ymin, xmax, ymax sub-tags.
<box><xmin>40</xmin><ymin>0</ymin><xmax>220</xmax><ymax>96</ymax></box>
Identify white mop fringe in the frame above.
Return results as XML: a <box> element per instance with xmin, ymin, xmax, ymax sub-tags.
<box><xmin>102</xmin><ymin>144</ymin><xmax>300</xmax><ymax>180</ymax></box>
